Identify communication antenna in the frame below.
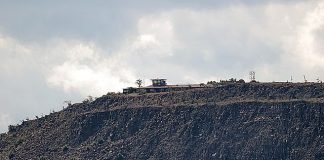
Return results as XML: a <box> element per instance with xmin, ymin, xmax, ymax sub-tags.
<box><xmin>249</xmin><ymin>71</ymin><xmax>256</xmax><ymax>82</ymax></box>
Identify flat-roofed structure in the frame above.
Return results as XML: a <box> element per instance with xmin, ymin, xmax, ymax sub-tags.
<box><xmin>123</xmin><ymin>79</ymin><xmax>208</xmax><ymax>94</ymax></box>
<box><xmin>151</xmin><ymin>79</ymin><xmax>167</xmax><ymax>86</ymax></box>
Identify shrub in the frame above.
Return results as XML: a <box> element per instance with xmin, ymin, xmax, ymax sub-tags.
<box><xmin>97</xmin><ymin>138</ymin><xmax>104</xmax><ymax>145</ymax></box>
<box><xmin>116</xmin><ymin>153</ymin><xmax>125</xmax><ymax>160</ymax></box>
<box><xmin>8</xmin><ymin>152</ymin><xmax>15</xmax><ymax>159</ymax></box>
<box><xmin>62</xmin><ymin>145</ymin><xmax>69</xmax><ymax>152</ymax></box>
<box><xmin>15</xmin><ymin>138</ymin><xmax>23</xmax><ymax>147</ymax></box>
<box><xmin>8</xmin><ymin>125</ymin><xmax>16</xmax><ymax>133</ymax></box>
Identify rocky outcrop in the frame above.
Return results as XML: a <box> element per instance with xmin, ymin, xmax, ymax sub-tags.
<box><xmin>0</xmin><ymin>83</ymin><xmax>323</xmax><ymax>159</ymax></box>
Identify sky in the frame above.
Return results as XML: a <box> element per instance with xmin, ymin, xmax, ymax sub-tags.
<box><xmin>0</xmin><ymin>0</ymin><xmax>324</xmax><ymax>133</ymax></box>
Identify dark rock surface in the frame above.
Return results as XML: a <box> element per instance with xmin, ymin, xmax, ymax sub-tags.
<box><xmin>0</xmin><ymin>83</ymin><xmax>324</xmax><ymax>159</ymax></box>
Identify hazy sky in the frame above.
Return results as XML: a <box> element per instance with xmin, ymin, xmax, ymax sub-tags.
<box><xmin>1</xmin><ymin>0</ymin><xmax>324</xmax><ymax>133</ymax></box>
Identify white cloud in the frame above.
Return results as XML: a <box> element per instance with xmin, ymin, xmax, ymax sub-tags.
<box><xmin>2</xmin><ymin>1</ymin><xmax>322</xmax><ymax>98</ymax></box>
<box><xmin>0</xmin><ymin>34</ymin><xmax>34</xmax><ymax>75</ymax></box>
<box><xmin>1</xmin><ymin>1</ymin><xmax>323</xmax><ymax>97</ymax></box>
<box><xmin>0</xmin><ymin>34</ymin><xmax>136</xmax><ymax>97</ymax></box>
<box><xmin>129</xmin><ymin>14</ymin><xmax>178</xmax><ymax>57</ymax></box>
<box><xmin>291</xmin><ymin>1</ymin><xmax>324</xmax><ymax>69</ymax></box>
<box><xmin>118</xmin><ymin>0</ymin><xmax>324</xmax><ymax>82</ymax></box>
<box><xmin>46</xmin><ymin>42</ymin><xmax>136</xmax><ymax>96</ymax></box>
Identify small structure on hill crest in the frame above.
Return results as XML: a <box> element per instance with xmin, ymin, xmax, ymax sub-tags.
<box><xmin>123</xmin><ymin>78</ymin><xmax>208</xmax><ymax>94</ymax></box>
<box><xmin>151</xmin><ymin>79</ymin><xmax>167</xmax><ymax>86</ymax></box>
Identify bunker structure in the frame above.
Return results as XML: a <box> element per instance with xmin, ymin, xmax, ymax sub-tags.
<box><xmin>123</xmin><ymin>78</ymin><xmax>209</xmax><ymax>94</ymax></box>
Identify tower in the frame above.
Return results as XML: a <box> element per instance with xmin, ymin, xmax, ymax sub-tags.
<box><xmin>249</xmin><ymin>71</ymin><xmax>256</xmax><ymax>82</ymax></box>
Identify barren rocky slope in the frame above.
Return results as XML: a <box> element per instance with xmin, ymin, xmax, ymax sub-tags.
<box><xmin>0</xmin><ymin>83</ymin><xmax>323</xmax><ymax>159</ymax></box>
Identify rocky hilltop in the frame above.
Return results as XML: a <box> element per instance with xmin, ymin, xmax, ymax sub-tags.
<box><xmin>0</xmin><ymin>83</ymin><xmax>323</xmax><ymax>159</ymax></box>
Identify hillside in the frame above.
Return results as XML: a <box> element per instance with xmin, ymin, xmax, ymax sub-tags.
<box><xmin>0</xmin><ymin>82</ymin><xmax>323</xmax><ymax>159</ymax></box>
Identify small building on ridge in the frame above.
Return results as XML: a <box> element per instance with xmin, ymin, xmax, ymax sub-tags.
<box><xmin>123</xmin><ymin>78</ymin><xmax>207</xmax><ymax>94</ymax></box>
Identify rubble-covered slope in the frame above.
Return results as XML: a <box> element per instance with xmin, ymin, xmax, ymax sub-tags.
<box><xmin>0</xmin><ymin>83</ymin><xmax>324</xmax><ymax>159</ymax></box>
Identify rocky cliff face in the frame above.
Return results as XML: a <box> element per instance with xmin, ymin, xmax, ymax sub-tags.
<box><xmin>0</xmin><ymin>83</ymin><xmax>323</xmax><ymax>159</ymax></box>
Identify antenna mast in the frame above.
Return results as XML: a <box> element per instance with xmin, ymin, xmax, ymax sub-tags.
<box><xmin>249</xmin><ymin>71</ymin><xmax>256</xmax><ymax>82</ymax></box>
